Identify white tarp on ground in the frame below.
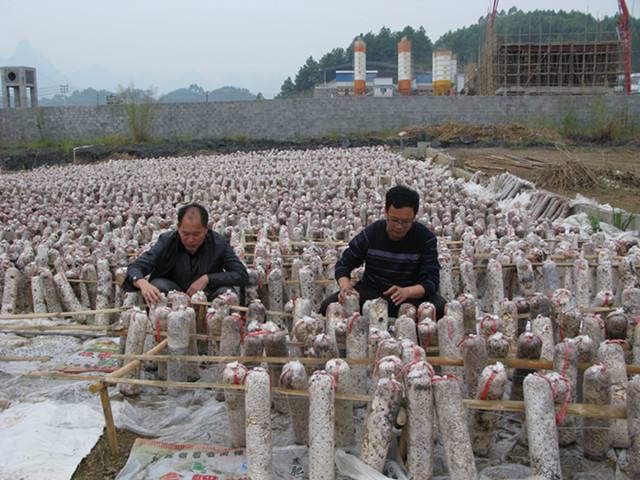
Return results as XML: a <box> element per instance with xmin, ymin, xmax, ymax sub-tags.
<box><xmin>0</xmin><ymin>399</ymin><xmax>105</xmax><ymax>480</ymax></box>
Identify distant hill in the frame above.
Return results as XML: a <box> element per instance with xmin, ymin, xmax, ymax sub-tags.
<box><xmin>0</xmin><ymin>40</ymin><xmax>68</xmax><ymax>90</ymax></box>
<box><xmin>39</xmin><ymin>87</ymin><xmax>115</xmax><ymax>106</ymax></box>
<box><xmin>36</xmin><ymin>84</ymin><xmax>256</xmax><ymax>107</ymax></box>
<box><xmin>159</xmin><ymin>84</ymin><xmax>256</xmax><ymax>103</ymax></box>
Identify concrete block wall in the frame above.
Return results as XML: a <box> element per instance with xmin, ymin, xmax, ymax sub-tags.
<box><xmin>1</xmin><ymin>95</ymin><xmax>639</xmax><ymax>145</ymax></box>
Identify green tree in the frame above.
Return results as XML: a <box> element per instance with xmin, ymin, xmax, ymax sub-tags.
<box><xmin>294</xmin><ymin>56</ymin><xmax>321</xmax><ymax>92</ymax></box>
<box><xmin>277</xmin><ymin>77</ymin><xmax>296</xmax><ymax>98</ymax></box>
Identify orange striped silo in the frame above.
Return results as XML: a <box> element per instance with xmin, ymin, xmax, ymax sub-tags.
<box><xmin>353</xmin><ymin>38</ymin><xmax>367</xmax><ymax>96</ymax></box>
<box><xmin>398</xmin><ymin>37</ymin><xmax>412</xmax><ymax>96</ymax></box>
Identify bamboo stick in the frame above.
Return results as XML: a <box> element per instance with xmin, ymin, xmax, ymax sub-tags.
<box><xmin>23</xmin><ymin>371</ymin><xmax>100</xmax><ymax>381</ymax></box>
<box><xmin>100</xmin><ymin>376</ymin><xmax>373</xmax><ymax>402</ymax></box>
<box><xmin>110</xmin><ymin>353</ymin><xmax>375</xmax><ymax>366</ymax></box>
<box><xmin>284</xmin><ymin>279</ymin><xmax>335</xmax><ymax>286</ymax></box>
<box><xmin>465</xmin><ymin>399</ymin><xmax>626</xmax><ymax>420</ymax></box>
<box><xmin>0</xmin><ymin>355</ymin><xmax>52</xmax><ymax>362</ymax></box>
<box><xmin>1</xmin><ymin>330</ymin><xmax>115</xmax><ymax>339</ymax></box>
<box><xmin>0</xmin><ymin>307</ymin><xmax>126</xmax><ymax>321</ymax></box>
<box><xmin>0</xmin><ymin>324</ymin><xmax>122</xmax><ymax>332</ymax></box>
<box><xmin>39</xmin><ymin>371</ymin><xmax>628</xmax><ymax>420</ymax></box>
<box><xmin>515</xmin><ymin>306</ymin><xmax>617</xmax><ymax>318</ymax></box>
<box><xmin>20</xmin><ymin>369</ymin><xmax>629</xmax><ymax>420</ymax></box>
<box><xmin>0</xmin><ymin>302</ymin><xmax>620</xmax><ymax>328</ymax></box>
<box><xmin>106</xmin><ymin>353</ymin><xmax>640</xmax><ymax>375</ymax></box>
<box><xmin>243</xmin><ymin>240</ymin><xmax>348</xmax><ymax>247</ymax></box>
<box><xmin>190</xmin><ymin>301</ymin><xmax>294</xmax><ymax>318</ymax></box>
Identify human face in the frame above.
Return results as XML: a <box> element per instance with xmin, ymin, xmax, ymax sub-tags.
<box><xmin>385</xmin><ymin>206</ymin><xmax>416</xmax><ymax>241</ymax></box>
<box><xmin>178</xmin><ymin>217</ymin><xmax>207</xmax><ymax>254</ymax></box>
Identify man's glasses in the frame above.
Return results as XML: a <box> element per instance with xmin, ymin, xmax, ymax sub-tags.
<box><xmin>387</xmin><ymin>217</ymin><xmax>414</xmax><ymax>226</ymax></box>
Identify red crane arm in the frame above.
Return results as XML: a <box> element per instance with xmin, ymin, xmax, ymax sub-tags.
<box><xmin>618</xmin><ymin>0</ymin><xmax>632</xmax><ymax>94</ymax></box>
<box><xmin>491</xmin><ymin>0</ymin><xmax>499</xmax><ymax>25</ymax></box>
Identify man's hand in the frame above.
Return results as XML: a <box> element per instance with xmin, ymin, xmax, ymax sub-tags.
<box><xmin>383</xmin><ymin>284</ymin><xmax>425</xmax><ymax>306</ymax></box>
<box><xmin>134</xmin><ymin>278</ymin><xmax>163</xmax><ymax>306</ymax></box>
<box><xmin>187</xmin><ymin>274</ymin><xmax>209</xmax><ymax>297</ymax></box>
<box><xmin>383</xmin><ymin>285</ymin><xmax>410</xmax><ymax>305</ymax></box>
<box><xmin>337</xmin><ymin>277</ymin><xmax>358</xmax><ymax>303</ymax></box>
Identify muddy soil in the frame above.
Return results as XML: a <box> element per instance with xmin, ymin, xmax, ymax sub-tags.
<box><xmin>71</xmin><ymin>429</ymin><xmax>142</xmax><ymax>480</ymax></box>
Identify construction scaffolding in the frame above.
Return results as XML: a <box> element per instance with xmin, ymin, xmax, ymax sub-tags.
<box><xmin>492</xmin><ymin>32</ymin><xmax>623</xmax><ymax>96</ymax></box>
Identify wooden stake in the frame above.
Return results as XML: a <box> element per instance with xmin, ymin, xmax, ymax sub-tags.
<box><xmin>98</xmin><ymin>382</ymin><xmax>119</xmax><ymax>454</ymax></box>
<box><xmin>195</xmin><ymin>303</ymin><xmax>207</xmax><ymax>338</ymax></box>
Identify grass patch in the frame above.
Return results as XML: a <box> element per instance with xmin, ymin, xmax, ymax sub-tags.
<box><xmin>587</xmin><ymin>212</ymin><xmax>601</xmax><ymax>233</ymax></box>
<box><xmin>225</xmin><ymin>133</ymin><xmax>248</xmax><ymax>142</ymax></box>
<box><xmin>6</xmin><ymin>134</ymin><xmax>132</xmax><ymax>153</ymax></box>
<box><xmin>15</xmin><ymin>137</ymin><xmax>78</xmax><ymax>154</ymax></box>
<box><xmin>612</xmin><ymin>208</ymin><xmax>634</xmax><ymax>231</ymax></box>
<box><xmin>556</xmin><ymin>99</ymin><xmax>639</xmax><ymax>143</ymax></box>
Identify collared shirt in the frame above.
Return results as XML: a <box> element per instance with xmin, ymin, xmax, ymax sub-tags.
<box><xmin>169</xmin><ymin>239</ymin><xmax>207</xmax><ymax>291</ymax></box>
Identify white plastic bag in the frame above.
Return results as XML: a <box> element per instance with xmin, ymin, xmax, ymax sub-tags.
<box><xmin>335</xmin><ymin>449</ymin><xmax>394</xmax><ymax>480</ymax></box>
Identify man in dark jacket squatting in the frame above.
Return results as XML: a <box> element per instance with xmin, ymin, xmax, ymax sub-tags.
<box><xmin>123</xmin><ymin>203</ymin><xmax>249</xmax><ymax>305</ymax></box>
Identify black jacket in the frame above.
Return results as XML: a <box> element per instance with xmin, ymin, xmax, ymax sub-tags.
<box><xmin>123</xmin><ymin>229</ymin><xmax>249</xmax><ymax>292</ymax></box>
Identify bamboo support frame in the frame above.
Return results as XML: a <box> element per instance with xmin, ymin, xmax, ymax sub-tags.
<box><xmin>106</xmin><ymin>353</ymin><xmax>640</xmax><ymax>375</ymax></box>
<box><xmin>25</xmin><ymin>370</ymin><xmax>627</xmax><ymax>420</ymax></box>
<box><xmin>0</xmin><ymin>302</ymin><xmax>620</xmax><ymax>324</ymax></box>
<box><xmin>21</xmin><ymin>339</ymin><xmax>635</xmax><ymax>456</ymax></box>
<box><xmin>86</xmin><ymin>338</ymin><xmax>169</xmax><ymax>454</ymax></box>
<box><xmin>88</xmin><ymin>338</ymin><xmax>169</xmax><ymax>393</ymax></box>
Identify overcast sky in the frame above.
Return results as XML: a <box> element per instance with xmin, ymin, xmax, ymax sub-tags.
<box><xmin>1</xmin><ymin>0</ymin><xmax>633</xmax><ymax>97</ymax></box>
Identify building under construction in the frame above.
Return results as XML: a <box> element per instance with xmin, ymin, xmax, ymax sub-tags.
<box><xmin>489</xmin><ymin>32</ymin><xmax>624</xmax><ymax>95</ymax></box>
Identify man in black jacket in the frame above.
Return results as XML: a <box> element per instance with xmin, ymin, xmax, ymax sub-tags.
<box><xmin>123</xmin><ymin>203</ymin><xmax>249</xmax><ymax>305</ymax></box>
<box><xmin>319</xmin><ymin>185</ymin><xmax>446</xmax><ymax>318</ymax></box>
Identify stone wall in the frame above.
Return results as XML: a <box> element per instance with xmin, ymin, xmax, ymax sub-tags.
<box><xmin>1</xmin><ymin>95</ymin><xmax>638</xmax><ymax>144</ymax></box>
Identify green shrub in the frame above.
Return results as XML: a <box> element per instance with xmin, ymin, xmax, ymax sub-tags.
<box><xmin>118</xmin><ymin>84</ymin><xmax>155</xmax><ymax>143</ymax></box>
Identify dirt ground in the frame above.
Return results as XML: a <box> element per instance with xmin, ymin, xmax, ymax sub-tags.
<box><xmin>446</xmin><ymin>146</ymin><xmax>640</xmax><ymax>213</ymax></box>
<box><xmin>72</xmin><ymin>429</ymin><xmax>142</xmax><ymax>480</ymax></box>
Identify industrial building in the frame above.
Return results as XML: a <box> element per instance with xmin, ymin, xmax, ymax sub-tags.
<box><xmin>313</xmin><ymin>37</ymin><xmax>460</xmax><ymax>97</ymax></box>
<box><xmin>465</xmin><ymin>0</ymin><xmax>633</xmax><ymax>96</ymax></box>
<box><xmin>1</xmin><ymin>66</ymin><xmax>38</xmax><ymax>109</ymax></box>
<box><xmin>492</xmin><ymin>33</ymin><xmax>624</xmax><ymax>95</ymax></box>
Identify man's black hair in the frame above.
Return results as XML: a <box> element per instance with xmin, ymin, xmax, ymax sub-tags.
<box><xmin>385</xmin><ymin>185</ymin><xmax>420</xmax><ymax>214</ymax></box>
<box><xmin>177</xmin><ymin>203</ymin><xmax>209</xmax><ymax>227</ymax></box>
